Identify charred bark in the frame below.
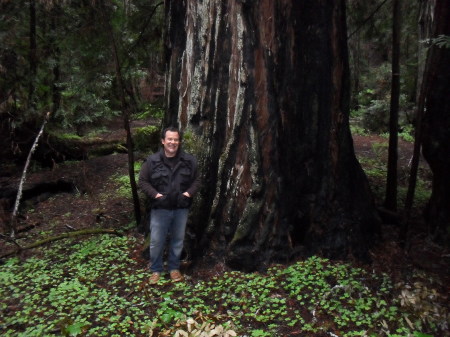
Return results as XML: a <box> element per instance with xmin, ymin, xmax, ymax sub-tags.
<box><xmin>421</xmin><ymin>0</ymin><xmax>450</xmax><ymax>243</ymax></box>
<box><xmin>165</xmin><ymin>0</ymin><xmax>380</xmax><ymax>270</ymax></box>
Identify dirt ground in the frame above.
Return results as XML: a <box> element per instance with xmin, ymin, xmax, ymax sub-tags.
<box><xmin>0</xmin><ymin>130</ymin><xmax>449</xmax><ymax>303</ymax></box>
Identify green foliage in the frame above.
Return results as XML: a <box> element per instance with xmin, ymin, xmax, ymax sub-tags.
<box><xmin>250</xmin><ymin>329</ymin><xmax>272</xmax><ymax>336</ymax></box>
<box><xmin>355</xmin><ymin>139</ymin><xmax>432</xmax><ymax>209</ymax></box>
<box><xmin>399</xmin><ymin>125</ymin><xmax>415</xmax><ymax>142</ymax></box>
<box><xmin>0</xmin><ymin>0</ymin><xmax>164</xmax><ymax>139</ymax></box>
<box><xmin>414</xmin><ymin>333</ymin><xmax>433</xmax><ymax>337</ymax></box>
<box><xmin>358</xmin><ymin>154</ymin><xmax>432</xmax><ymax>209</ymax></box>
<box><xmin>398</xmin><ymin>179</ymin><xmax>432</xmax><ymax>210</ymax></box>
<box><xmin>371</xmin><ymin>141</ymin><xmax>389</xmax><ymax>158</ymax></box>
<box><xmin>347</xmin><ymin>1</ymin><xmax>419</xmax><ymax>135</ymax></box>
<box><xmin>350</xmin><ymin>124</ymin><xmax>369</xmax><ymax>136</ymax></box>
<box><xmin>1</xmin><ymin>238</ymin><xmax>446</xmax><ymax>336</ymax></box>
<box><xmin>1</xmin><ymin>236</ymin><xmax>151</xmax><ymax>336</ymax></box>
<box><xmin>133</xmin><ymin>125</ymin><xmax>160</xmax><ymax>153</ymax></box>
<box><xmin>111</xmin><ymin>162</ymin><xmax>142</xmax><ymax>198</ymax></box>
<box><xmin>182</xmin><ymin>131</ymin><xmax>203</xmax><ymax>158</ymax></box>
<box><xmin>136</xmin><ymin>103</ymin><xmax>165</xmax><ymax>120</ymax></box>
<box><xmin>55</xmin><ymin>70</ymin><xmax>120</xmax><ymax>132</ymax></box>
<box><xmin>356</xmin><ymin>91</ymin><xmax>415</xmax><ymax>133</ymax></box>
<box><xmin>47</xmin><ymin>131</ymin><xmax>82</xmax><ymax>141</ymax></box>
<box><xmin>431</xmin><ymin>35</ymin><xmax>450</xmax><ymax>49</ymax></box>
<box><xmin>357</xmin><ymin>88</ymin><xmax>377</xmax><ymax>108</ymax></box>
<box><xmin>350</xmin><ymin>63</ymin><xmax>391</xmax><ymax>132</ymax></box>
<box><xmin>46</xmin><ymin>128</ymin><xmax>110</xmax><ymax>143</ymax></box>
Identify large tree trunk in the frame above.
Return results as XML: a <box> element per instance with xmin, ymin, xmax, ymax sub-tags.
<box><xmin>165</xmin><ymin>0</ymin><xmax>380</xmax><ymax>270</ymax></box>
<box><xmin>421</xmin><ymin>0</ymin><xmax>450</xmax><ymax>244</ymax></box>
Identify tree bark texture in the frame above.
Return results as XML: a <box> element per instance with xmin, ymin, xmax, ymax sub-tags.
<box><xmin>417</xmin><ymin>0</ymin><xmax>435</xmax><ymax>102</ymax></box>
<box><xmin>165</xmin><ymin>0</ymin><xmax>380</xmax><ymax>270</ymax></box>
<box><xmin>385</xmin><ymin>0</ymin><xmax>401</xmax><ymax>211</ymax></box>
<box><xmin>50</xmin><ymin>5</ymin><xmax>61</xmax><ymax>116</ymax></box>
<box><xmin>421</xmin><ymin>0</ymin><xmax>450</xmax><ymax>243</ymax></box>
<box><xmin>403</xmin><ymin>0</ymin><xmax>436</xmax><ymax>237</ymax></box>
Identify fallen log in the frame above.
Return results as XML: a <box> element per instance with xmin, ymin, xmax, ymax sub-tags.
<box><xmin>0</xmin><ymin>228</ymin><xmax>122</xmax><ymax>259</ymax></box>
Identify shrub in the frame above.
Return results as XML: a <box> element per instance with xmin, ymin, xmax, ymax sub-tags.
<box><xmin>133</xmin><ymin>125</ymin><xmax>160</xmax><ymax>153</ymax></box>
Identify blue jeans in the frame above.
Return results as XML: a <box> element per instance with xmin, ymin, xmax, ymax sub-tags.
<box><xmin>149</xmin><ymin>208</ymin><xmax>189</xmax><ymax>273</ymax></box>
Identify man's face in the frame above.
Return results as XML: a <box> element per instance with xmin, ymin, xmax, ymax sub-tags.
<box><xmin>162</xmin><ymin>130</ymin><xmax>180</xmax><ymax>157</ymax></box>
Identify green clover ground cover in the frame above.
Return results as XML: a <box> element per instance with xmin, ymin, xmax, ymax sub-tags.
<box><xmin>0</xmin><ymin>235</ymin><xmax>445</xmax><ymax>336</ymax></box>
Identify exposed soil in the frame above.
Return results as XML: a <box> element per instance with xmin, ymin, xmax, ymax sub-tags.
<box><xmin>1</xmin><ymin>125</ymin><xmax>449</xmax><ymax>332</ymax></box>
<box><xmin>0</xmin><ymin>154</ymin><xmax>135</xmax><ymax>252</ymax></box>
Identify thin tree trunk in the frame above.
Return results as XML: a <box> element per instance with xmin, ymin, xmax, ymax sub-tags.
<box><xmin>401</xmin><ymin>72</ymin><xmax>426</xmax><ymax>244</ymax></box>
<box><xmin>400</xmin><ymin>0</ymin><xmax>437</xmax><ymax>245</ymax></box>
<box><xmin>401</xmin><ymin>0</ymin><xmax>435</xmax><ymax>243</ymax></box>
<box><xmin>10</xmin><ymin>112</ymin><xmax>50</xmax><ymax>237</ymax></box>
<box><xmin>417</xmin><ymin>0</ymin><xmax>435</xmax><ymax>101</ymax></box>
<box><xmin>421</xmin><ymin>0</ymin><xmax>450</xmax><ymax>243</ymax></box>
<box><xmin>100</xmin><ymin>1</ymin><xmax>141</xmax><ymax>227</ymax></box>
<box><xmin>28</xmin><ymin>0</ymin><xmax>37</xmax><ymax>111</ymax></box>
<box><xmin>50</xmin><ymin>6</ymin><xmax>61</xmax><ymax>116</ymax></box>
<box><xmin>385</xmin><ymin>0</ymin><xmax>401</xmax><ymax>212</ymax></box>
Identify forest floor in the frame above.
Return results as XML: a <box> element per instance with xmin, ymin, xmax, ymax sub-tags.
<box><xmin>0</xmin><ymin>122</ymin><xmax>449</xmax><ymax>336</ymax></box>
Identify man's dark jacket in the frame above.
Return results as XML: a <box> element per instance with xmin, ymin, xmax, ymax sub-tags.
<box><xmin>138</xmin><ymin>149</ymin><xmax>200</xmax><ymax>209</ymax></box>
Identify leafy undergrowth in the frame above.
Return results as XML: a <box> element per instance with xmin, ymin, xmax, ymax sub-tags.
<box><xmin>1</xmin><ymin>235</ymin><xmax>448</xmax><ymax>337</ymax></box>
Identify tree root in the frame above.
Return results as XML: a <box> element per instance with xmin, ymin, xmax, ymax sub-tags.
<box><xmin>0</xmin><ymin>228</ymin><xmax>122</xmax><ymax>259</ymax></box>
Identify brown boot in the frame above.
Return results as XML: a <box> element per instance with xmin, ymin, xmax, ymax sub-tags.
<box><xmin>149</xmin><ymin>272</ymin><xmax>160</xmax><ymax>285</ymax></box>
<box><xmin>169</xmin><ymin>270</ymin><xmax>184</xmax><ymax>282</ymax></box>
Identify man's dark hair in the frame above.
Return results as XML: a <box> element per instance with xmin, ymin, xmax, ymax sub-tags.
<box><xmin>161</xmin><ymin>126</ymin><xmax>181</xmax><ymax>140</ymax></box>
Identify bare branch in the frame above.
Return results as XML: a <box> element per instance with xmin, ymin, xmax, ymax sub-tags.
<box><xmin>10</xmin><ymin>112</ymin><xmax>51</xmax><ymax>238</ymax></box>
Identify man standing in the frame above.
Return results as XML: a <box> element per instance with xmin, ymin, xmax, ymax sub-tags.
<box><xmin>139</xmin><ymin>127</ymin><xmax>200</xmax><ymax>284</ymax></box>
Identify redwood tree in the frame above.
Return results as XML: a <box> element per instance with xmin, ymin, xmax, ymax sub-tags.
<box><xmin>421</xmin><ymin>0</ymin><xmax>450</xmax><ymax>243</ymax></box>
<box><xmin>165</xmin><ymin>0</ymin><xmax>380</xmax><ymax>270</ymax></box>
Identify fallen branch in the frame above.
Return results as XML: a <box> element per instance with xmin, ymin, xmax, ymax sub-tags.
<box><xmin>0</xmin><ymin>228</ymin><xmax>121</xmax><ymax>259</ymax></box>
<box><xmin>0</xmin><ymin>233</ymin><xmax>22</xmax><ymax>249</ymax></box>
